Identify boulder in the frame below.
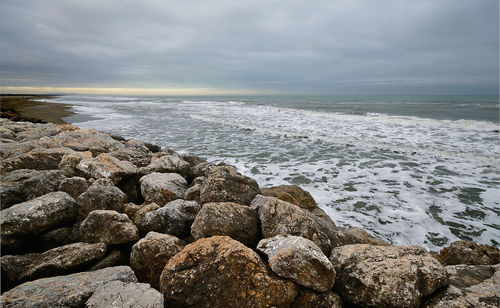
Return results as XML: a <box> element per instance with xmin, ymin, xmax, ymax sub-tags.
<box><xmin>0</xmin><ymin>169</ymin><xmax>65</xmax><ymax>209</ymax></box>
<box><xmin>40</xmin><ymin>225</ymin><xmax>81</xmax><ymax>250</ymax></box>
<box><xmin>133</xmin><ymin>202</ymin><xmax>160</xmax><ymax>226</ymax></box>
<box><xmin>435</xmin><ymin>240</ymin><xmax>500</xmax><ymax>266</ymax></box>
<box><xmin>77</xmin><ymin>153</ymin><xmax>137</xmax><ymax>184</ymax></box>
<box><xmin>291</xmin><ymin>288</ymin><xmax>343</xmax><ymax>308</ymax></box>
<box><xmin>424</xmin><ymin>264</ymin><xmax>499</xmax><ymax>307</ymax></box>
<box><xmin>1</xmin><ymin>266</ymin><xmax>137</xmax><ymax>308</ymax></box>
<box><xmin>1</xmin><ymin>147</ymin><xmax>74</xmax><ymax>174</ymax></box>
<box><xmin>19</xmin><ymin>242</ymin><xmax>107</xmax><ymax>281</ymax></box>
<box><xmin>85</xmin><ymin>281</ymin><xmax>164</xmax><ymax>308</ymax></box>
<box><xmin>331</xmin><ymin>227</ymin><xmax>390</xmax><ymax>248</ymax></box>
<box><xmin>58</xmin><ymin>151</ymin><xmax>93</xmax><ymax>177</ymax></box>
<box><xmin>1</xmin><ymin>254</ymin><xmax>40</xmax><ymax>291</ymax></box>
<box><xmin>124</xmin><ymin>202</ymin><xmax>141</xmax><ymax>220</ymax></box>
<box><xmin>130</xmin><ymin>232</ymin><xmax>186</xmax><ymax>289</ymax></box>
<box><xmin>159</xmin><ymin>236</ymin><xmax>298</xmax><ymax>307</ymax></box>
<box><xmin>58</xmin><ymin>176</ymin><xmax>89</xmax><ymax>199</ymax></box>
<box><xmin>139</xmin><ymin>172</ymin><xmax>187</xmax><ymax>205</ymax></box>
<box><xmin>179</xmin><ymin>153</ymin><xmax>206</xmax><ymax>168</ymax></box>
<box><xmin>109</xmin><ymin>141</ymin><xmax>153</xmax><ymax>167</ymax></box>
<box><xmin>138</xmin><ymin>154</ymin><xmax>191</xmax><ymax>177</ymax></box>
<box><xmin>1</xmin><ymin>192</ymin><xmax>76</xmax><ymax>239</ymax></box>
<box><xmin>89</xmin><ymin>249</ymin><xmax>130</xmax><ymax>271</ymax></box>
<box><xmin>251</xmin><ymin>195</ymin><xmax>336</xmax><ymax>256</ymax></box>
<box><xmin>199</xmin><ymin>165</ymin><xmax>260</xmax><ymax>205</ymax></box>
<box><xmin>330</xmin><ymin>244</ymin><xmax>449</xmax><ymax>308</ymax></box>
<box><xmin>191</xmin><ymin>202</ymin><xmax>259</xmax><ymax>247</ymax></box>
<box><xmin>52</xmin><ymin>128</ymin><xmax>124</xmax><ymax>152</ymax></box>
<box><xmin>183</xmin><ymin>176</ymin><xmax>206</xmax><ymax>203</ymax></box>
<box><xmin>141</xmin><ymin>199</ymin><xmax>200</xmax><ymax>238</ymax></box>
<box><xmin>257</xmin><ymin>235</ymin><xmax>335</xmax><ymax>292</ymax></box>
<box><xmin>191</xmin><ymin>161</ymin><xmax>215</xmax><ymax>178</ymax></box>
<box><xmin>76</xmin><ymin>180</ymin><xmax>127</xmax><ymax>219</ymax></box>
<box><xmin>80</xmin><ymin>210</ymin><xmax>139</xmax><ymax>245</ymax></box>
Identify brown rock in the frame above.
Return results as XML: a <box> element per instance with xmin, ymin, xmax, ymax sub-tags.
<box><xmin>130</xmin><ymin>232</ymin><xmax>186</xmax><ymax>289</ymax></box>
<box><xmin>76</xmin><ymin>180</ymin><xmax>127</xmax><ymax>219</ymax></box>
<box><xmin>138</xmin><ymin>154</ymin><xmax>191</xmax><ymax>177</ymax></box>
<box><xmin>330</xmin><ymin>244</ymin><xmax>449</xmax><ymax>308</ymax></box>
<box><xmin>58</xmin><ymin>151</ymin><xmax>93</xmax><ymax>177</ymax></box>
<box><xmin>133</xmin><ymin>202</ymin><xmax>161</xmax><ymax>226</ymax></box>
<box><xmin>435</xmin><ymin>240</ymin><xmax>500</xmax><ymax>266</ymax></box>
<box><xmin>191</xmin><ymin>202</ymin><xmax>259</xmax><ymax>247</ymax></box>
<box><xmin>140</xmin><ymin>172</ymin><xmax>187</xmax><ymax>205</ymax></box>
<box><xmin>58</xmin><ymin>176</ymin><xmax>89</xmax><ymax>199</ymax></box>
<box><xmin>77</xmin><ymin>153</ymin><xmax>137</xmax><ymax>184</ymax></box>
<box><xmin>331</xmin><ymin>227</ymin><xmax>390</xmax><ymax>248</ymax></box>
<box><xmin>89</xmin><ymin>249</ymin><xmax>130</xmax><ymax>271</ymax></box>
<box><xmin>1</xmin><ymin>253</ymin><xmax>41</xmax><ymax>291</ymax></box>
<box><xmin>124</xmin><ymin>202</ymin><xmax>141</xmax><ymax>220</ymax></box>
<box><xmin>291</xmin><ymin>288</ymin><xmax>343</xmax><ymax>308</ymax></box>
<box><xmin>80</xmin><ymin>210</ymin><xmax>139</xmax><ymax>245</ymax></box>
<box><xmin>1</xmin><ymin>147</ymin><xmax>74</xmax><ymax>174</ymax></box>
<box><xmin>159</xmin><ymin>236</ymin><xmax>298</xmax><ymax>307</ymax></box>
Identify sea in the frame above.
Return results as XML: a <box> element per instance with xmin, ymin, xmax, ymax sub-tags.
<box><xmin>42</xmin><ymin>95</ymin><xmax>500</xmax><ymax>251</ymax></box>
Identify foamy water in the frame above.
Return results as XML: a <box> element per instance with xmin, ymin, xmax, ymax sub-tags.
<box><xmin>42</xmin><ymin>95</ymin><xmax>500</xmax><ymax>251</ymax></box>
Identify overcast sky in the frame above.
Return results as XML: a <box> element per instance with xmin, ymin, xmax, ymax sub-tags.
<box><xmin>1</xmin><ymin>0</ymin><xmax>498</xmax><ymax>95</ymax></box>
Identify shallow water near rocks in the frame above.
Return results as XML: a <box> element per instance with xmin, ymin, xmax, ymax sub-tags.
<box><xmin>43</xmin><ymin>95</ymin><xmax>500</xmax><ymax>251</ymax></box>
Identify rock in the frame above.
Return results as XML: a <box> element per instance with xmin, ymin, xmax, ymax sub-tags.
<box><xmin>0</xmin><ymin>169</ymin><xmax>65</xmax><ymax>209</ymax></box>
<box><xmin>80</xmin><ymin>210</ymin><xmax>139</xmax><ymax>245</ymax></box>
<box><xmin>89</xmin><ymin>249</ymin><xmax>130</xmax><ymax>271</ymax></box>
<box><xmin>330</xmin><ymin>244</ymin><xmax>449</xmax><ymax>308</ymax></box>
<box><xmin>257</xmin><ymin>235</ymin><xmax>335</xmax><ymax>292</ymax></box>
<box><xmin>183</xmin><ymin>176</ymin><xmax>205</xmax><ymax>203</ymax></box>
<box><xmin>435</xmin><ymin>240</ymin><xmax>500</xmax><ymax>266</ymax></box>
<box><xmin>130</xmin><ymin>232</ymin><xmax>186</xmax><ymax>289</ymax></box>
<box><xmin>1</xmin><ymin>254</ymin><xmax>40</xmax><ymax>291</ymax></box>
<box><xmin>191</xmin><ymin>202</ymin><xmax>259</xmax><ymax>247</ymax></box>
<box><xmin>52</xmin><ymin>128</ymin><xmax>124</xmax><ymax>152</ymax></box>
<box><xmin>40</xmin><ymin>225</ymin><xmax>81</xmax><ymax>250</ymax></box>
<box><xmin>76</xmin><ymin>180</ymin><xmax>128</xmax><ymax>219</ymax></box>
<box><xmin>199</xmin><ymin>165</ymin><xmax>260</xmax><ymax>205</ymax></box>
<box><xmin>1</xmin><ymin>147</ymin><xmax>74</xmax><ymax>174</ymax></box>
<box><xmin>1</xmin><ymin>192</ymin><xmax>77</xmax><ymax>239</ymax></box>
<box><xmin>331</xmin><ymin>227</ymin><xmax>390</xmax><ymax>247</ymax></box>
<box><xmin>77</xmin><ymin>153</ymin><xmax>137</xmax><ymax>184</ymax></box>
<box><xmin>180</xmin><ymin>153</ymin><xmax>206</xmax><ymax>167</ymax></box>
<box><xmin>445</xmin><ymin>264</ymin><xmax>497</xmax><ymax>288</ymax></box>
<box><xmin>191</xmin><ymin>161</ymin><xmax>215</xmax><ymax>178</ymax></box>
<box><xmin>1</xmin><ymin>266</ymin><xmax>137</xmax><ymax>308</ymax></box>
<box><xmin>141</xmin><ymin>199</ymin><xmax>200</xmax><ymax>238</ymax></box>
<box><xmin>109</xmin><ymin>141</ymin><xmax>153</xmax><ymax>167</ymax></box>
<box><xmin>58</xmin><ymin>176</ymin><xmax>89</xmax><ymax>199</ymax></box>
<box><xmin>138</xmin><ymin>154</ymin><xmax>191</xmax><ymax>177</ymax></box>
<box><xmin>85</xmin><ymin>281</ymin><xmax>164</xmax><ymax>308</ymax></box>
<box><xmin>140</xmin><ymin>172</ymin><xmax>187</xmax><ymax>205</ymax></box>
<box><xmin>133</xmin><ymin>202</ymin><xmax>160</xmax><ymax>226</ymax></box>
<box><xmin>251</xmin><ymin>195</ymin><xmax>337</xmax><ymax>256</ymax></box>
<box><xmin>58</xmin><ymin>151</ymin><xmax>93</xmax><ymax>177</ymax></box>
<box><xmin>124</xmin><ymin>202</ymin><xmax>141</xmax><ymax>220</ymax></box>
<box><xmin>291</xmin><ymin>288</ymin><xmax>343</xmax><ymax>308</ymax></box>
<box><xmin>19</xmin><ymin>242</ymin><xmax>107</xmax><ymax>281</ymax></box>
<box><xmin>159</xmin><ymin>236</ymin><xmax>298</xmax><ymax>307</ymax></box>
<box><xmin>424</xmin><ymin>264</ymin><xmax>499</xmax><ymax>308</ymax></box>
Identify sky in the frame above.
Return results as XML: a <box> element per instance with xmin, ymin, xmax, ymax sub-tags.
<box><xmin>1</xmin><ymin>0</ymin><xmax>498</xmax><ymax>95</ymax></box>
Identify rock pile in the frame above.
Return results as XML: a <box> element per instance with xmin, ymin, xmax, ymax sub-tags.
<box><xmin>1</xmin><ymin>118</ymin><xmax>499</xmax><ymax>307</ymax></box>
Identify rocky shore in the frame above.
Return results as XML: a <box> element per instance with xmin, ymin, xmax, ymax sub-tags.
<box><xmin>0</xmin><ymin>118</ymin><xmax>498</xmax><ymax>307</ymax></box>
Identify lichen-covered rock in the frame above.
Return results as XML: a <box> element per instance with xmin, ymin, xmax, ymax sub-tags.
<box><xmin>199</xmin><ymin>165</ymin><xmax>260</xmax><ymax>205</ymax></box>
<box><xmin>133</xmin><ymin>202</ymin><xmax>160</xmax><ymax>226</ymax></box>
<box><xmin>257</xmin><ymin>235</ymin><xmax>335</xmax><ymax>292</ymax></box>
<box><xmin>58</xmin><ymin>176</ymin><xmax>89</xmax><ymax>199</ymax></box>
<box><xmin>140</xmin><ymin>172</ymin><xmax>187</xmax><ymax>205</ymax></box>
<box><xmin>109</xmin><ymin>140</ymin><xmax>154</xmax><ymax>167</ymax></box>
<box><xmin>331</xmin><ymin>227</ymin><xmax>390</xmax><ymax>248</ymax></box>
<box><xmin>291</xmin><ymin>288</ymin><xmax>343</xmax><ymax>308</ymax></box>
<box><xmin>159</xmin><ymin>236</ymin><xmax>298</xmax><ymax>307</ymax></box>
<box><xmin>85</xmin><ymin>281</ymin><xmax>164</xmax><ymax>308</ymax></box>
<box><xmin>1</xmin><ymin>253</ymin><xmax>40</xmax><ymax>291</ymax></box>
<box><xmin>435</xmin><ymin>240</ymin><xmax>500</xmax><ymax>266</ymax></box>
<box><xmin>183</xmin><ymin>176</ymin><xmax>206</xmax><ymax>203</ymax></box>
<box><xmin>0</xmin><ymin>169</ymin><xmax>65</xmax><ymax>209</ymax></box>
<box><xmin>77</xmin><ymin>153</ymin><xmax>137</xmax><ymax>184</ymax></box>
<box><xmin>1</xmin><ymin>147</ymin><xmax>74</xmax><ymax>174</ymax></box>
<box><xmin>58</xmin><ymin>151</ymin><xmax>93</xmax><ymax>176</ymax></box>
<box><xmin>1</xmin><ymin>266</ymin><xmax>137</xmax><ymax>308</ymax></box>
<box><xmin>330</xmin><ymin>244</ymin><xmax>449</xmax><ymax>308</ymax></box>
<box><xmin>80</xmin><ymin>210</ymin><xmax>139</xmax><ymax>245</ymax></box>
<box><xmin>138</xmin><ymin>154</ymin><xmax>191</xmax><ymax>177</ymax></box>
<box><xmin>124</xmin><ymin>202</ymin><xmax>141</xmax><ymax>220</ymax></box>
<box><xmin>19</xmin><ymin>242</ymin><xmax>107</xmax><ymax>281</ymax></box>
<box><xmin>180</xmin><ymin>153</ymin><xmax>206</xmax><ymax>168</ymax></box>
<box><xmin>424</xmin><ymin>264</ymin><xmax>499</xmax><ymax>308</ymax></box>
<box><xmin>191</xmin><ymin>202</ymin><xmax>259</xmax><ymax>247</ymax></box>
<box><xmin>1</xmin><ymin>192</ymin><xmax>76</xmax><ymax>239</ymax></box>
<box><xmin>76</xmin><ymin>180</ymin><xmax>127</xmax><ymax>219</ymax></box>
<box><xmin>141</xmin><ymin>199</ymin><xmax>200</xmax><ymax>238</ymax></box>
<box><xmin>52</xmin><ymin>128</ymin><xmax>124</xmax><ymax>152</ymax></box>
<box><xmin>251</xmin><ymin>195</ymin><xmax>337</xmax><ymax>256</ymax></box>
<box><xmin>130</xmin><ymin>232</ymin><xmax>186</xmax><ymax>289</ymax></box>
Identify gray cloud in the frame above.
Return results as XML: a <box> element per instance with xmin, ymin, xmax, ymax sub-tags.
<box><xmin>1</xmin><ymin>0</ymin><xmax>498</xmax><ymax>94</ymax></box>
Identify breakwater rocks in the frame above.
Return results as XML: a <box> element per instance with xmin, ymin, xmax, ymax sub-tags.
<box><xmin>1</xmin><ymin>118</ymin><xmax>499</xmax><ymax>307</ymax></box>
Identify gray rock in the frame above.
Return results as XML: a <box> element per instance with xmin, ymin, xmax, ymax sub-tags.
<box><xmin>257</xmin><ymin>235</ymin><xmax>335</xmax><ymax>292</ymax></box>
<box><xmin>58</xmin><ymin>151</ymin><xmax>93</xmax><ymax>177</ymax></box>
<box><xmin>183</xmin><ymin>176</ymin><xmax>206</xmax><ymax>203</ymax></box>
<box><xmin>58</xmin><ymin>176</ymin><xmax>89</xmax><ymax>199</ymax></box>
<box><xmin>80</xmin><ymin>210</ymin><xmax>139</xmax><ymax>245</ymax></box>
<box><xmin>141</xmin><ymin>199</ymin><xmax>201</xmax><ymax>238</ymax></box>
<box><xmin>139</xmin><ymin>172</ymin><xmax>187</xmax><ymax>205</ymax></box>
<box><xmin>76</xmin><ymin>180</ymin><xmax>127</xmax><ymax>219</ymax></box>
<box><xmin>1</xmin><ymin>192</ymin><xmax>77</xmax><ymax>238</ymax></box>
<box><xmin>191</xmin><ymin>202</ymin><xmax>259</xmax><ymax>247</ymax></box>
<box><xmin>138</xmin><ymin>154</ymin><xmax>191</xmax><ymax>177</ymax></box>
<box><xmin>199</xmin><ymin>165</ymin><xmax>260</xmax><ymax>205</ymax></box>
<box><xmin>130</xmin><ymin>232</ymin><xmax>186</xmax><ymax>289</ymax></box>
<box><xmin>251</xmin><ymin>195</ymin><xmax>336</xmax><ymax>256</ymax></box>
<box><xmin>179</xmin><ymin>153</ymin><xmax>206</xmax><ymax>167</ymax></box>
<box><xmin>1</xmin><ymin>253</ymin><xmax>40</xmax><ymax>290</ymax></box>
<box><xmin>86</xmin><ymin>281</ymin><xmax>164</xmax><ymax>308</ymax></box>
<box><xmin>19</xmin><ymin>242</ymin><xmax>107</xmax><ymax>281</ymax></box>
<box><xmin>191</xmin><ymin>161</ymin><xmax>215</xmax><ymax>178</ymax></box>
<box><xmin>133</xmin><ymin>202</ymin><xmax>160</xmax><ymax>226</ymax></box>
<box><xmin>1</xmin><ymin>147</ymin><xmax>74</xmax><ymax>173</ymax></box>
<box><xmin>52</xmin><ymin>128</ymin><xmax>124</xmax><ymax>152</ymax></box>
<box><xmin>40</xmin><ymin>225</ymin><xmax>81</xmax><ymax>250</ymax></box>
<box><xmin>159</xmin><ymin>236</ymin><xmax>297</xmax><ymax>307</ymax></box>
<box><xmin>330</xmin><ymin>244</ymin><xmax>449</xmax><ymax>308</ymax></box>
<box><xmin>1</xmin><ymin>266</ymin><xmax>137</xmax><ymax>308</ymax></box>
<box><xmin>291</xmin><ymin>288</ymin><xmax>343</xmax><ymax>308</ymax></box>
<box><xmin>0</xmin><ymin>169</ymin><xmax>65</xmax><ymax>209</ymax></box>
<box><xmin>331</xmin><ymin>227</ymin><xmax>390</xmax><ymax>248</ymax></box>
<box><xmin>77</xmin><ymin>153</ymin><xmax>137</xmax><ymax>184</ymax></box>
<box><xmin>109</xmin><ymin>139</ymin><xmax>153</xmax><ymax>167</ymax></box>
<box><xmin>445</xmin><ymin>264</ymin><xmax>497</xmax><ymax>288</ymax></box>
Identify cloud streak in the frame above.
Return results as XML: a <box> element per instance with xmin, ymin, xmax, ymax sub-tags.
<box><xmin>1</xmin><ymin>0</ymin><xmax>498</xmax><ymax>95</ymax></box>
